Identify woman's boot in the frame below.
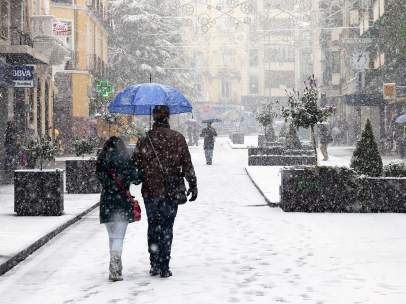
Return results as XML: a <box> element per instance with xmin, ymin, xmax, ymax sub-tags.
<box><xmin>109</xmin><ymin>255</ymin><xmax>123</xmax><ymax>281</ymax></box>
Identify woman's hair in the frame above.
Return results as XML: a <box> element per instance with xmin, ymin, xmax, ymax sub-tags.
<box><xmin>96</xmin><ymin>136</ymin><xmax>129</xmax><ymax>172</ymax></box>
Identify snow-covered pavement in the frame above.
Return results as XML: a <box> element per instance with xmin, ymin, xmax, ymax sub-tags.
<box><xmin>0</xmin><ymin>185</ymin><xmax>99</xmax><ymax>268</ymax></box>
<box><xmin>1</xmin><ymin>138</ymin><xmax>406</xmax><ymax>303</ymax></box>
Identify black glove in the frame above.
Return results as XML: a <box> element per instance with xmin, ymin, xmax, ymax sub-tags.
<box><xmin>187</xmin><ymin>186</ymin><xmax>198</xmax><ymax>202</ymax></box>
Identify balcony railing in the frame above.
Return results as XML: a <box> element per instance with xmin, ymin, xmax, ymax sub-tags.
<box><xmin>10</xmin><ymin>27</ymin><xmax>33</xmax><ymax>47</ymax></box>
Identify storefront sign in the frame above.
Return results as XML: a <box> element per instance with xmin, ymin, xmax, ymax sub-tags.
<box><xmin>52</xmin><ymin>21</ymin><xmax>71</xmax><ymax>36</ymax></box>
<box><xmin>383</xmin><ymin>83</ymin><xmax>396</xmax><ymax>101</ymax></box>
<box><xmin>13</xmin><ymin>65</ymin><xmax>34</xmax><ymax>88</ymax></box>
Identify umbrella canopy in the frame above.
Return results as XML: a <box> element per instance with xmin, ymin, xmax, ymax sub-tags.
<box><xmin>394</xmin><ymin>114</ymin><xmax>406</xmax><ymax>124</ymax></box>
<box><xmin>202</xmin><ymin>118</ymin><xmax>222</xmax><ymax>124</ymax></box>
<box><xmin>108</xmin><ymin>83</ymin><xmax>193</xmax><ymax>115</ymax></box>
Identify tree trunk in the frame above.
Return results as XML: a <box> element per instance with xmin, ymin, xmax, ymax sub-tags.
<box><xmin>311</xmin><ymin>125</ymin><xmax>318</xmax><ymax>166</ymax></box>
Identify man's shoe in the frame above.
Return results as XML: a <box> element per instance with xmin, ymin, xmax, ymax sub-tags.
<box><xmin>160</xmin><ymin>269</ymin><xmax>173</xmax><ymax>278</ymax></box>
<box><xmin>149</xmin><ymin>267</ymin><xmax>160</xmax><ymax>276</ymax></box>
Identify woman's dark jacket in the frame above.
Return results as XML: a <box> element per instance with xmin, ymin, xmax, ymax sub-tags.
<box><xmin>96</xmin><ymin>150</ymin><xmax>142</xmax><ymax>224</ymax></box>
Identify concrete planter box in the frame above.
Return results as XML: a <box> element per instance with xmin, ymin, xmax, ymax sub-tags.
<box><xmin>258</xmin><ymin>135</ymin><xmax>280</xmax><ymax>147</ymax></box>
<box><xmin>14</xmin><ymin>170</ymin><xmax>64</xmax><ymax>216</ymax></box>
<box><xmin>248</xmin><ymin>155</ymin><xmax>316</xmax><ymax>166</ymax></box>
<box><xmin>248</xmin><ymin>147</ymin><xmax>314</xmax><ymax>156</ymax></box>
<box><xmin>230</xmin><ymin>133</ymin><xmax>245</xmax><ymax>144</ymax></box>
<box><xmin>280</xmin><ymin>167</ymin><xmax>406</xmax><ymax>213</ymax></box>
<box><xmin>66</xmin><ymin>159</ymin><xmax>102</xmax><ymax>194</ymax></box>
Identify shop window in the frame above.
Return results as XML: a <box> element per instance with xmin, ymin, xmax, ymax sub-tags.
<box><xmin>222</xmin><ymin>80</ymin><xmax>231</xmax><ymax>98</ymax></box>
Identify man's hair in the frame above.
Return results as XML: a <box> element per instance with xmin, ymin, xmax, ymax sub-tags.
<box><xmin>153</xmin><ymin>105</ymin><xmax>170</xmax><ymax>122</ymax></box>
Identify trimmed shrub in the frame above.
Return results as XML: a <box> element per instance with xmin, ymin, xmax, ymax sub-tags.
<box><xmin>73</xmin><ymin>137</ymin><xmax>98</xmax><ymax>157</ymax></box>
<box><xmin>383</xmin><ymin>163</ymin><xmax>406</xmax><ymax>177</ymax></box>
<box><xmin>281</xmin><ymin>166</ymin><xmax>359</xmax><ymax>212</ymax></box>
<box><xmin>351</xmin><ymin>119</ymin><xmax>383</xmax><ymax>177</ymax></box>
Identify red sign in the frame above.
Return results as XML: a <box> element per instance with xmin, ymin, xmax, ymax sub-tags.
<box><xmin>52</xmin><ymin>22</ymin><xmax>70</xmax><ymax>36</ymax></box>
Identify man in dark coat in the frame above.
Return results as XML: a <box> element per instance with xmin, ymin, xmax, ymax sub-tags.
<box><xmin>134</xmin><ymin>105</ymin><xmax>198</xmax><ymax>278</ymax></box>
<box><xmin>200</xmin><ymin>122</ymin><xmax>217</xmax><ymax>165</ymax></box>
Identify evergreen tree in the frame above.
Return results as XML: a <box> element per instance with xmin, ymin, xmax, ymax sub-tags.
<box><xmin>350</xmin><ymin>119</ymin><xmax>383</xmax><ymax>177</ymax></box>
<box><xmin>282</xmin><ymin>76</ymin><xmax>334</xmax><ymax>164</ymax></box>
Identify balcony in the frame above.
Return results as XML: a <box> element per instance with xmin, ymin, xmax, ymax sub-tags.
<box><xmin>1</xmin><ymin>27</ymin><xmax>48</xmax><ymax>64</ymax></box>
<box><xmin>31</xmin><ymin>15</ymin><xmax>71</xmax><ymax>65</ymax></box>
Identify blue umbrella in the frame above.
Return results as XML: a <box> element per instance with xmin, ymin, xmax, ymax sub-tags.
<box><xmin>395</xmin><ymin>114</ymin><xmax>406</xmax><ymax>124</ymax></box>
<box><xmin>108</xmin><ymin>83</ymin><xmax>192</xmax><ymax>115</ymax></box>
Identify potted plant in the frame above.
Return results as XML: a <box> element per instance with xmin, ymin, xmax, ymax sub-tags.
<box><xmin>282</xmin><ymin>75</ymin><xmax>334</xmax><ymax>165</ymax></box>
<box><xmin>66</xmin><ymin>137</ymin><xmax>102</xmax><ymax>194</ymax></box>
<box><xmin>256</xmin><ymin>102</ymin><xmax>277</xmax><ymax>147</ymax></box>
<box><xmin>280</xmin><ymin>119</ymin><xmax>406</xmax><ymax>213</ymax></box>
<box><xmin>14</xmin><ymin>137</ymin><xmax>63</xmax><ymax>216</ymax></box>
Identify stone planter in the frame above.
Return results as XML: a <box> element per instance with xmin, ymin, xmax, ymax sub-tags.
<box><xmin>66</xmin><ymin>159</ymin><xmax>102</xmax><ymax>194</ymax></box>
<box><xmin>230</xmin><ymin>133</ymin><xmax>245</xmax><ymax>144</ymax></box>
<box><xmin>14</xmin><ymin>170</ymin><xmax>64</xmax><ymax>216</ymax></box>
<box><xmin>248</xmin><ymin>155</ymin><xmax>316</xmax><ymax>166</ymax></box>
<box><xmin>280</xmin><ymin>167</ymin><xmax>406</xmax><ymax>213</ymax></box>
<box><xmin>248</xmin><ymin>147</ymin><xmax>314</xmax><ymax>156</ymax></box>
<box><xmin>258</xmin><ymin>135</ymin><xmax>280</xmax><ymax>147</ymax></box>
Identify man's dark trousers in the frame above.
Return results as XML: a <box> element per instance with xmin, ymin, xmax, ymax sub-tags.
<box><xmin>144</xmin><ymin>198</ymin><xmax>178</xmax><ymax>271</ymax></box>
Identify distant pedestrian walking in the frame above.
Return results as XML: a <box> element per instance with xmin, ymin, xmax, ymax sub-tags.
<box><xmin>201</xmin><ymin>122</ymin><xmax>217</xmax><ymax>165</ymax></box>
<box><xmin>319</xmin><ymin>124</ymin><xmax>332</xmax><ymax>161</ymax></box>
<box><xmin>134</xmin><ymin>105</ymin><xmax>198</xmax><ymax>278</ymax></box>
<box><xmin>96</xmin><ymin>136</ymin><xmax>142</xmax><ymax>281</ymax></box>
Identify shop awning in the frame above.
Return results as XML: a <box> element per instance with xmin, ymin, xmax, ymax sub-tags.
<box><xmin>0</xmin><ymin>61</ymin><xmax>14</xmax><ymax>87</ymax></box>
<box><xmin>343</xmin><ymin>94</ymin><xmax>385</xmax><ymax>106</ymax></box>
<box><xmin>1</xmin><ymin>45</ymin><xmax>49</xmax><ymax>65</ymax></box>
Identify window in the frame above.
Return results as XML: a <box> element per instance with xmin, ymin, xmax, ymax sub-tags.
<box><xmin>332</xmin><ymin>51</ymin><xmax>340</xmax><ymax>73</ymax></box>
<box><xmin>222</xmin><ymin>80</ymin><xmax>231</xmax><ymax>98</ymax></box>
<box><xmin>249</xmin><ymin>49</ymin><xmax>258</xmax><ymax>67</ymax></box>
<box><xmin>265</xmin><ymin>70</ymin><xmax>295</xmax><ymax>89</ymax></box>
<box><xmin>0</xmin><ymin>0</ymin><xmax>9</xmax><ymax>39</ymax></box>
<box><xmin>249</xmin><ymin>76</ymin><xmax>258</xmax><ymax>94</ymax></box>
<box><xmin>264</xmin><ymin>46</ymin><xmax>294</xmax><ymax>63</ymax></box>
<box><xmin>51</xmin><ymin>0</ymin><xmax>72</xmax><ymax>4</ymax></box>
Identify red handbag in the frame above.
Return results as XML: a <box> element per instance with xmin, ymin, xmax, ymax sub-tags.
<box><xmin>108</xmin><ymin>170</ymin><xmax>141</xmax><ymax>222</ymax></box>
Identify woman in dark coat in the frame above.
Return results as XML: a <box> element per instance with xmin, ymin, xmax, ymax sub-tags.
<box><xmin>96</xmin><ymin>136</ymin><xmax>142</xmax><ymax>281</ymax></box>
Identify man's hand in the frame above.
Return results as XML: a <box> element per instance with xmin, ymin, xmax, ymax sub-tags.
<box><xmin>187</xmin><ymin>186</ymin><xmax>198</xmax><ymax>201</ymax></box>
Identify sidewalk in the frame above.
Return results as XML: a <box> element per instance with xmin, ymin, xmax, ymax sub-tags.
<box><xmin>0</xmin><ymin>184</ymin><xmax>99</xmax><ymax>275</ymax></box>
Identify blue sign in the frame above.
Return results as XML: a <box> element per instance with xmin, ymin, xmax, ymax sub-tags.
<box><xmin>13</xmin><ymin>65</ymin><xmax>34</xmax><ymax>87</ymax></box>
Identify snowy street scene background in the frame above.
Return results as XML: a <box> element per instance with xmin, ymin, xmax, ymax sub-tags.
<box><xmin>1</xmin><ymin>139</ymin><xmax>406</xmax><ymax>303</ymax></box>
<box><xmin>1</xmin><ymin>0</ymin><xmax>406</xmax><ymax>303</ymax></box>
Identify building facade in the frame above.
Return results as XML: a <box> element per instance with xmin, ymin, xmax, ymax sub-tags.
<box><xmin>0</xmin><ymin>0</ymin><xmax>68</xmax><ymax>181</ymax></box>
<box><xmin>313</xmin><ymin>0</ymin><xmax>405</xmax><ymax>145</ymax></box>
<box><xmin>50</xmin><ymin>0</ymin><xmax>109</xmax><ymax>150</ymax></box>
